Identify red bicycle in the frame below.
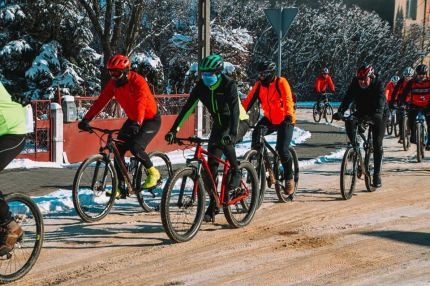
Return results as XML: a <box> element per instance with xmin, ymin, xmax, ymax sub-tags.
<box><xmin>160</xmin><ymin>136</ymin><xmax>259</xmax><ymax>242</ymax></box>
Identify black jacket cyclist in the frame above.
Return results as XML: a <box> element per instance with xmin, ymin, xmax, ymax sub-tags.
<box><xmin>165</xmin><ymin>54</ymin><xmax>241</xmax><ymax>222</ymax></box>
<box><xmin>334</xmin><ymin>64</ymin><xmax>387</xmax><ymax>188</ymax></box>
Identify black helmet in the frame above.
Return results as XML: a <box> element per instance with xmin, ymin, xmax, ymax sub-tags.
<box><xmin>416</xmin><ymin>64</ymin><xmax>429</xmax><ymax>75</ymax></box>
<box><xmin>257</xmin><ymin>61</ymin><xmax>276</xmax><ymax>74</ymax></box>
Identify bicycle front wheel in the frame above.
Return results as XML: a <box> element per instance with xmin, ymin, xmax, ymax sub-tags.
<box><xmin>401</xmin><ymin>116</ymin><xmax>410</xmax><ymax>151</ymax></box>
<box><xmin>160</xmin><ymin>167</ymin><xmax>205</xmax><ymax>243</ymax></box>
<box><xmin>135</xmin><ymin>151</ymin><xmax>173</xmax><ymax>212</ymax></box>
<box><xmin>0</xmin><ymin>194</ymin><xmax>44</xmax><ymax>283</ymax></box>
<box><xmin>364</xmin><ymin>147</ymin><xmax>377</xmax><ymax>192</ymax></box>
<box><xmin>340</xmin><ymin>147</ymin><xmax>358</xmax><ymax>199</ymax></box>
<box><xmin>416</xmin><ymin>123</ymin><xmax>424</xmax><ymax>163</ymax></box>
<box><xmin>313</xmin><ymin>103</ymin><xmax>322</xmax><ymax>123</ymax></box>
<box><xmin>324</xmin><ymin>104</ymin><xmax>333</xmax><ymax>123</ymax></box>
<box><xmin>72</xmin><ymin>155</ymin><xmax>117</xmax><ymax>222</ymax></box>
<box><xmin>275</xmin><ymin>148</ymin><xmax>300</xmax><ymax>203</ymax></box>
<box><xmin>243</xmin><ymin>149</ymin><xmax>266</xmax><ymax>209</ymax></box>
<box><xmin>223</xmin><ymin>161</ymin><xmax>259</xmax><ymax>228</ymax></box>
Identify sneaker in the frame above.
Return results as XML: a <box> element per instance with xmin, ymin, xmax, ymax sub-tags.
<box><xmin>142</xmin><ymin>166</ymin><xmax>161</xmax><ymax>189</ymax></box>
<box><xmin>0</xmin><ymin>220</ymin><xmax>23</xmax><ymax>256</ymax></box>
<box><xmin>410</xmin><ymin>135</ymin><xmax>416</xmax><ymax>144</ymax></box>
<box><xmin>373</xmin><ymin>174</ymin><xmax>382</xmax><ymax>188</ymax></box>
<box><xmin>228</xmin><ymin>168</ymin><xmax>242</xmax><ymax>190</ymax></box>
<box><xmin>398</xmin><ymin>138</ymin><xmax>403</xmax><ymax>144</ymax></box>
<box><xmin>106</xmin><ymin>182</ymin><xmax>127</xmax><ymax>199</ymax></box>
<box><xmin>203</xmin><ymin>204</ymin><xmax>219</xmax><ymax>223</ymax></box>
<box><xmin>284</xmin><ymin>178</ymin><xmax>295</xmax><ymax>196</ymax></box>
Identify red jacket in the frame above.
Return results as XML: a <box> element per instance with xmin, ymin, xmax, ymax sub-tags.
<box><xmin>242</xmin><ymin>77</ymin><xmax>296</xmax><ymax>124</ymax></box>
<box><xmin>84</xmin><ymin>71</ymin><xmax>158</xmax><ymax>124</ymax></box>
<box><xmin>393</xmin><ymin>78</ymin><xmax>410</xmax><ymax>104</ymax></box>
<box><xmin>384</xmin><ymin>81</ymin><xmax>396</xmax><ymax>102</ymax></box>
<box><xmin>401</xmin><ymin>77</ymin><xmax>430</xmax><ymax>108</ymax></box>
<box><xmin>314</xmin><ymin>74</ymin><xmax>335</xmax><ymax>94</ymax></box>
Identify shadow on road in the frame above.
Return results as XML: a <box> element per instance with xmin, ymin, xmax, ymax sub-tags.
<box><xmin>361</xmin><ymin>230</ymin><xmax>430</xmax><ymax>247</ymax></box>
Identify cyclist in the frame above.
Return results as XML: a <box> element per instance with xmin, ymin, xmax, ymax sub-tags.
<box><xmin>398</xmin><ymin>64</ymin><xmax>430</xmax><ymax>150</ymax></box>
<box><xmin>242</xmin><ymin>61</ymin><xmax>296</xmax><ymax>199</ymax></box>
<box><xmin>164</xmin><ymin>54</ymin><xmax>241</xmax><ymax>222</ymax></box>
<box><xmin>0</xmin><ymin>82</ymin><xmax>25</xmax><ymax>255</ymax></box>
<box><xmin>333</xmin><ymin>64</ymin><xmax>387</xmax><ymax>188</ymax></box>
<box><xmin>385</xmin><ymin>75</ymin><xmax>400</xmax><ymax>102</ymax></box>
<box><xmin>78</xmin><ymin>54</ymin><xmax>161</xmax><ymax>198</ymax></box>
<box><xmin>314</xmin><ymin>67</ymin><xmax>335</xmax><ymax>110</ymax></box>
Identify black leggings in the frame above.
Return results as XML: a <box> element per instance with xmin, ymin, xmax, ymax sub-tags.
<box><xmin>0</xmin><ymin>134</ymin><xmax>26</xmax><ymax>222</ymax></box>
<box><xmin>345</xmin><ymin>115</ymin><xmax>385</xmax><ymax>175</ymax></box>
<box><xmin>251</xmin><ymin>117</ymin><xmax>295</xmax><ymax>180</ymax></box>
<box><xmin>115</xmin><ymin>115</ymin><xmax>161</xmax><ymax>182</ymax></box>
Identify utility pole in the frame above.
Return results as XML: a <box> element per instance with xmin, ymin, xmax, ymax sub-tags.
<box><xmin>422</xmin><ymin>0</ymin><xmax>428</xmax><ymax>63</ymax></box>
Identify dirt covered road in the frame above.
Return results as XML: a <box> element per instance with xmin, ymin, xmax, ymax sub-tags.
<box><xmin>11</xmin><ymin>110</ymin><xmax>430</xmax><ymax>286</ymax></box>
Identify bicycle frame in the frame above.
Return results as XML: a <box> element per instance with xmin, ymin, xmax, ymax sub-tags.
<box><xmin>350</xmin><ymin>120</ymin><xmax>373</xmax><ymax>177</ymax></box>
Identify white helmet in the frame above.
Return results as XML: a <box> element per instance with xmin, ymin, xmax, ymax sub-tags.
<box><xmin>402</xmin><ymin>67</ymin><xmax>414</xmax><ymax>77</ymax></box>
<box><xmin>390</xmin><ymin>75</ymin><xmax>400</xmax><ymax>83</ymax></box>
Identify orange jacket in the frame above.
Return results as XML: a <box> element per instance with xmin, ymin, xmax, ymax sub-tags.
<box><xmin>384</xmin><ymin>81</ymin><xmax>396</xmax><ymax>102</ymax></box>
<box><xmin>314</xmin><ymin>75</ymin><xmax>335</xmax><ymax>94</ymax></box>
<box><xmin>84</xmin><ymin>71</ymin><xmax>158</xmax><ymax>124</ymax></box>
<box><xmin>242</xmin><ymin>77</ymin><xmax>296</xmax><ymax>124</ymax></box>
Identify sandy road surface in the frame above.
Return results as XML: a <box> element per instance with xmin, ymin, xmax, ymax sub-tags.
<box><xmin>10</xmin><ymin>110</ymin><xmax>430</xmax><ymax>286</ymax></box>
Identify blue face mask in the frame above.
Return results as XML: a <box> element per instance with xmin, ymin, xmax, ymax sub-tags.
<box><xmin>202</xmin><ymin>74</ymin><xmax>219</xmax><ymax>87</ymax></box>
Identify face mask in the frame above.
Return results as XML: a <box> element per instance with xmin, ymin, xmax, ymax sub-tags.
<box><xmin>115</xmin><ymin>74</ymin><xmax>128</xmax><ymax>87</ymax></box>
<box><xmin>202</xmin><ymin>74</ymin><xmax>219</xmax><ymax>87</ymax></box>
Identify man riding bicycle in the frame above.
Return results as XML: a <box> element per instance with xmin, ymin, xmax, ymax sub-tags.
<box><xmin>333</xmin><ymin>64</ymin><xmax>387</xmax><ymax>188</ymax></box>
<box><xmin>242</xmin><ymin>61</ymin><xmax>296</xmax><ymax>199</ymax></box>
<box><xmin>0</xmin><ymin>82</ymin><xmax>25</xmax><ymax>255</ymax></box>
<box><xmin>165</xmin><ymin>54</ymin><xmax>242</xmax><ymax>222</ymax></box>
<box><xmin>385</xmin><ymin>75</ymin><xmax>400</xmax><ymax>103</ymax></box>
<box><xmin>398</xmin><ymin>64</ymin><xmax>430</xmax><ymax>150</ymax></box>
<box><xmin>78</xmin><ymin>54</ymin><xmax>161</xmax><ymax>198</ymax></box>
<box><xmin>314</xmin><ymin>67</ymin><xmax>335</xmax><ymax>109</ymax></box>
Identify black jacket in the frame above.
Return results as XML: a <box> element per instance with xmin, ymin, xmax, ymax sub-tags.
<box><xmin>171</xmin><ymin>74</ymin><xmax>240</xmax><ymax>136</ymax></box>
<box><xmin>338</xmin><ymin>77</ymin><xmax>387</xmax><ymax>117</ymax></box>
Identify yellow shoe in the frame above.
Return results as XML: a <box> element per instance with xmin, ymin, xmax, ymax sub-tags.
<box><xmin>142</xmin><ymin>166</ymin><xmax>160</xmax><ymax>189</ymax></box>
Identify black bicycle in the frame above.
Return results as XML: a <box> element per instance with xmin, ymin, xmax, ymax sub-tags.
<box><xmin>0</xmin><ymin>193</ymin><xmax>44</xmax><ymax>283</ymax></box>
<box><xmin>243</xmin><ymin>125</ymin><xmax>299</xmax><ymax>207</ymax></box>
<box><xmin>339</xmin><ymin>115</ymin><xmax>377</xmax><ymax>200</ymax></box>
<box><xmin>73</xmin><ymin>126</ymin><xmax>173</xmax><ymax>222</ymax></box>
<box><xmin>313</xmin><ymin>93</ymin><xmax>334</xmax><ymax>123</ymax></box>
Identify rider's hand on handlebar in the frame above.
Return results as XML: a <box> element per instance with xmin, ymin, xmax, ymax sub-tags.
<box><xmin>78</xmin><ymin>119</ymin><xmax>92</xmax><ymax>132</ymax></box>
<box><xmin>165</xmin><ymin>130</ymin><xmax>177</xmax><ymax>144</ymax></box>
<box><xmin>221</xmin><ymin>134</ymin><xmax>235</xmax><ymax>146</ymax></box>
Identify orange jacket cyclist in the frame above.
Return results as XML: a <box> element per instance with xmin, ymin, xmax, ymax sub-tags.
<box><xmin>385</xmin><ymin>76</ymin><xmax>400</xmax><ymax>103</ymax></box>
<box><xmin>314</xmin><ymin>67</ymin><xmax>335</xmax><ymax>108</ymax></box>
<box><xmin>78</xmin><ymin>54</ymin><xmax>161</xmax><ymax>198</ymax></box>
<box><xmin>399</xmin><ymin>64</ymin><xmax>430</xmax><ymax>150</ymax></box>
<box><xmin>242</xmin><ymin>61</ymin><xmax>296</xmax><ymax>199</ymax></box>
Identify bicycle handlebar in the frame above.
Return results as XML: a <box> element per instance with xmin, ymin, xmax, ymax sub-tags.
<box><xmin>174</xmin><ymin>136</ymin><xmax>210</xmax><ymax>145</ymax></box>
<box><xmin>86</xmin><ymin>126</ymin><xmax>121</xmax><ymax>135</ymax></box>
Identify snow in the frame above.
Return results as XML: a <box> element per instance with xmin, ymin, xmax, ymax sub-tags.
<box><xmin>25</xmin><ymin>41</ymin><xmax>61</xmax><ymax>80</ymax></box>
<box><xmin>131</xmin><ymin>52</ymin><xmax>163</xmax><ymax>70</ymax></box>
<box><xmin>52</xmin><ymin>66</ymin><xmax>84</xmax><ymax>89</ymax></box>
<box><xmin>5</xmin><ymin>159</ymin><xmax>67</xmax><ymax>170</ymax></box>
<box><xmin>212</xmin><ymin>26</ymin><xmax>253</xmax><ymax>53</ymax></box>
<box><xmin>0</xmin><ymin>39</ymin><xmax>32</xmax><ymax>57</ymax></box>
<box><xmin>169</xmin><ymin>33</ymin><xmax>193</xmax><ymax>50</ymax></box>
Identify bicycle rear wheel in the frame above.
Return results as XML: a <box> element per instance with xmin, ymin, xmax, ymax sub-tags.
<box><xmin>0</xmin><ymin>194</ymin><xmax>44</xmax><ymax>283</ymax></box>
<box><xmin>401</xmin><ymin>116</ymin><xmax>410</xmax><ymax>151</ymax></box>
<box><xmin>394</xmin><ymin>113</ymin><xmax>400</xmax><ymax>137</ymax></box>
<box><xmin>324</xmin><ymin>104</ymin><xmax>333</xmax><ymax>123</ymax></box>
<box><xmin>72</xmin><ymin>155</ymin><xmax>117</xmax><ymax>222</ymax></box>
<box><xmin>243</xmin><ymin>149</ymin><xmax>266</xmax><ymax>209</ymax></box>
<box><xmin>160</xmin><ymin>167</ymin><xmax>205</xmax><ymax>242</ymax></box>
<box><xmin>364</xmin><ymin>147</ymin><xmax>377</xmax><ymax>192</ymax></box>
<box><xmin>223</xmin><ymin>161</ymin><xmax>259</xmax><ymax>228</ymax></box>
<box><xmin>313</xmin><ymin>103</ymin><xmax>322</xmax><ymax>123</ymax></box>
<box><xmin>135</xmin><ymin>151</ymin><xmax>173</xmax><ymax>212</ymax></box>
<box><xmin>340</xmin><ymin>147</ymin><xmax>358</xmax><ymax>200</ymax></box>
<box><xmin>386</xmin><ymin>118</ymin><xmax>393</xmax><ymax>135</ymax></box>
<box><xmin>275</xmin><ymin>148</ymin><xmax>299</xmax><ymax>202</ymax></box>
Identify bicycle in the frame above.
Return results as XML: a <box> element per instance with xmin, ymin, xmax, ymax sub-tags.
<box><xmin>73</xmin><ymin>126</ymin><xmax>173</xmax><ymax>222</ymax></box>
<box><xmin>413</xmin><ymin>109</ymin><xmax>428</xmax><ymax>163</ymax></box>
<box><xmin>339</xmin><ymin>115</ymin><xmax>377</xmax><ymax>200</ymax></box>
<box><xmin>160</xmin><ymin>136</ymin><xmax>259</xmax><ymax>243</ymax></box>
<box><xmin>243</xmin><ymin>125</ymin><xmax>299</xmax><ymax>207</ymax></box>
<box><xmin>0</xmin><ymin>193</ymin><xmax>44</xmax><ymax>283</ymax></box>
<box><xmin>313</xmin><ymin>93</ymin><xmax>334</xmax><ymax>123</ymax></box>
<box><xmin>386</xmin><ymin>106</ymin><xmax>399</xmax><ymax>136</ymax></box>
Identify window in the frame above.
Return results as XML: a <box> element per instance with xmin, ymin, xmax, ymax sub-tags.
<box><xmin>406</xmin><ymin>0</ymin><xmax>418</xmax><ymax>20</ymax></box>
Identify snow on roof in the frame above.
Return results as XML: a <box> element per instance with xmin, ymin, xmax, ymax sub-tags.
<box><xmin>0</xmin><ymin>39</ymin><xmax>32</xmax><ymax>57</ymax></box>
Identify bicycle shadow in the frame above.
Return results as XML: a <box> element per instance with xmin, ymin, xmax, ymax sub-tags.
<box><xmin>295</xmin><ymin>188</ymin><xmax>346</xmax><ymax>202</ymax></box>
<box><xmin>360</xmin><ymin>230</ymin><xmax>430</xmax><ymax>247</ymax></box>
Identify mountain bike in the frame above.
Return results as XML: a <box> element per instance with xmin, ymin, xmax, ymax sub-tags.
<box><xmin>0</xmin><ymin>193</ymin><xmax>44</xmax><ymax>283</ymax></box>
<box><xmin>339</xmin><ymin>115</ymin><xmax>377</xmax><ymax>200</ymax></box>
<box><xmin>413</xmin><ymin>109</ymin><xmax>428</xmax><ymax>163</ymax></box>
<box><xmin>243</xmin><ymin>125</ymin><xmax>299</xmax><ymax>207</ymax></box>
<box><xmin>73</xmin><ymin>126</ymin><xmax>172</xmax><ymax>222</ymax></box>
<box><xmin>160</xmin><ymin>136</ymin><xmax>259</xmax><ymax>243</ymax></box>
<box><xmin>313</xmin><ymin>93</ymin><xmax>334</xmax><ymax>123</ymax></box>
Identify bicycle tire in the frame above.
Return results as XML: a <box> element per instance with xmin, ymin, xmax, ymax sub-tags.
<box><xmin>340</xmin><ymin>147</ymin><xmax>357</xmax><ymax>200</ymax></box>
<box><xmin>402</xmin><ymin>116</ymin><xmax>410</xmax><ymax>151</ymax></box>
<box><xmin>0</xmin><ymin>193</ymin><xmax>44</xmax><ymax>283</ymax></box>
<box><xmin>72</xmin><ymin>154</ymin><xmax>117</xmax><ymax>222</ymax></box>
<box><xmin>135</xmin><ymin>151</ymin><xmax>173</xmax><ymax>212</ymax></box>
<box><xmin>223</xmin><ymin>161</ymin><xmax>259</xmax><ymax>228</ymax></box>
<box><xmin>275</xmin><ymin>147</ymin><xmax>299</xmax><ymax>202</ymax></box>
<box><xmin>364</xmin><ymin>146</ymin><xmax>377</xmax><ymax>192</ymax></box>
<box><xmin>386</xmin><ymin>119</ymin><xmax>393</xmax><ymax>135</ymax></box>
<box><xmin>312</xmin><ymin>103</ymin><xmax>322</xmax><ymax>123</ymax></box>
<box><xmin>324</xmin><ymin>104</ymin><xmax>333</xmax><ymax>123</ymax></box>
<box><xmin>160</xmin><ymin>167</ymin><xmax>205</xmax><ymax>243</ymax></box>
<box><xmin>416</xmin><ymin>123</ymin><xmax>423</xmax><ymax>163</ymax></box>
<box><xmin>243</xmin><ymin>149</ymin><xmax>266</xmax><ymax>209</ymax></box>
<box><xmin>394</xmin><ymin>118</ymin><xmax>399</xmax><ymax>137</ymax></box>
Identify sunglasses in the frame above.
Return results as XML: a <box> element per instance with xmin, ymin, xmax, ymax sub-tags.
<box><xmin>258</xmin><ymin>71</ymin><xmax>272</xmax><ymax>78</ymax></box>
<box><xmin>201</xmin><ymin>71</ymin><xmax>217</xmax><ymax>77</ymax></box>
<box><xmin>108</xmin><ymin>69</ymin><xmax>123</xmax><ymax>78</ymax></box>
<box><xmin>357</xmin><ymin>77</ymin><xmax>369</xmax><ymax>81</ymax></box>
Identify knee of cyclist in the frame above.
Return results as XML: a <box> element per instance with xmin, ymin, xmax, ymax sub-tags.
<box><xmin>129</xmin><ymin>143</ymin><xmax>145</xmax><ymax>156</ymax></box>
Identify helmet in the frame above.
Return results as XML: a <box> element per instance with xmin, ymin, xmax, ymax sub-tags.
<box><xmin>257</xmin><ymin>61</ymin><xmax>276</xmax><ymax>74</ymax></box>
<box><xmin>356</xmin><ymin>64</ymin><xmax>374</xmax><ymax>79</ymax></box>
<box><xmin>199</xmin><ymin>54</ymin><xmax>224</xmax><ymax>72</ymax></box>
<box><xmin>416</xmin><ymin>64</ymin><xmax>429</xmax><ymax>75</ymax></box>
<box><xmin>106</xmin><ymin>54</ymin><xmax>131</xmax><ymax>70</ymax></box>
<box><xmin>322</xmin><ymin>67</ymin><xmax>329</xmax><ymax>74</ymax></box>
<box><xmin>390</xmin><ymin>75</ymin><xmax>400</xmax><ymax>83</ymax></box>
<box><xmin>402</xmin><ymin>67</ymin><xmax>415</xmax><ymax>77</ymax></box>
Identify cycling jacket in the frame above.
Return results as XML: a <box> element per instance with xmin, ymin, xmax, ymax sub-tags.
<box><xmin>170</xmin><ymin>74</ymin><xmax>240</xmax><ymax>136</ymax></box>
<box><xmin>314</xmin><ymin>74</ymin><xmax>335</xmax><ymax>94</ymax></box>
<box><xmin>84</xmin><ymin>71</ymin><xmax>158</xmax><ymax>124</ymax></box>
<box><xmin>384</xmin><ymin>81</ymin><xmax>396</xmax><ymax>102</ymax></box>
<box><xmin>242</xmin><ymin>77</ymin><xmax>296</xmax><ymax>125</ymax></box>
<box><xmin>392</xmin><ymin>78</ymin><xmax>410</xmax><ymax>105</ymax></box>
<box><xmin>400</xmin><ymin>77</ymin><xmax>430</xmax><ymax>109</ymax></box>
<box><xmin>0</xmin><ymin>82</ymin><xmax>26</xmax><ymax>136</ymax></box>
